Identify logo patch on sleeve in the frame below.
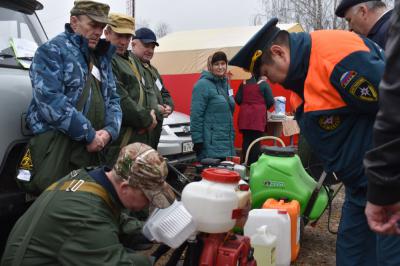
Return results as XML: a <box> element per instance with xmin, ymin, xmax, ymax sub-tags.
<box><xmin>340</xmin><ymin>71</ymin><xmax>357</xmax><ymax>88</ymax></box>
<box><xmin>349</xmin><ymin>77</ymin><xmax>378</xmax><ymax>102</ymax></box>
<box><xmin>318</xmin><ymin>115</ymin><xmax>341</xmax><ymax>131</ymax></box>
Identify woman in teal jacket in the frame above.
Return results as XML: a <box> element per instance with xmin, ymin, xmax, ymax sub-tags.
<box><xmin>190</xmin><ymin>51</ymin><xmax>236</xmax><ymax>160</ymax></box>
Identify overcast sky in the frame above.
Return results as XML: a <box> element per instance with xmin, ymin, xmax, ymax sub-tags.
<box><xmin>37</xmin><ymin>0</ymin><xmax>261</xmax><ymax>38</ymax></box>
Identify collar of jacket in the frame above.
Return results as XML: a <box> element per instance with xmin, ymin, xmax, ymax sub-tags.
<box><xmin>140</xmin><ymin>60</ymin><xmax>153</xmax><ymax>69</ymax></box>
<box><xmin>201</xmin><ymin>70</ymin><xmax>228</xmax><ymax>83</ymax></box>
<box><xmin>368</xmin><ymin>9</ymin><xmax>393</xmax><ymax>37</ymax></box>
<box><xmin>64</xmin><ymin>23</ymin><xmax>116</xmax><ymax>62</ymax></box>
<box><xmin>88</xmin><ymin>166</ymin><xmax>124</xmax><ymax>209</ymax></box>
<box><xmin>129</xmin><ymin>52</ymin><xmax>157</xmax><ymax>71</ymax></box>
<box><xmin>246</xmin><ymin>76</ymin><xmax>257</xmax><ymax>84</ymax></box>
<box><xmin>117</xmin><ymin>50</ymin><xmax>130</xmax><ymax>60</ymax></box>
<box><xmin>281</xmin><ymin>32</ymin><xmax>311</xmax><ymax>99</ymax></box>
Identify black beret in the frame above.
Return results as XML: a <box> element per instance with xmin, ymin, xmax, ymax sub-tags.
<box><xmin>335</xmin><ymin>0</ymin><xmax>382</xmax><ymax>17</ymax></box>
<box><xmin>229</xmin><ymin>18</ymin><xmax>281</xmax><ymax>73</ymax></box>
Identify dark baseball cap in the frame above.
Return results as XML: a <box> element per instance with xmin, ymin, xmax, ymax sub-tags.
<box><xmin>133</xmin><ymin>27</ymin><xmax>159</xmax><ymax>46</ymax></box>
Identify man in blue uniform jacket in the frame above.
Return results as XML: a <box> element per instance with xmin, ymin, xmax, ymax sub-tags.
<box><xmin>230</xmin><ymin>18</ymin><xmax>400</xmax><ymax>266</ymax></box>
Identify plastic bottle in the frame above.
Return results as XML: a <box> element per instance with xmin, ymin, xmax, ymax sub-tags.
<box><xmin>244</xmin><ymin>209</ymin><xmax>291</xmax><ymax>266</ymax></box>
<box><xmin>263</xmin><ymin>199</ymin><xmax>301</xmax><ymax>262</ymax></box>
<box><xmin>251</xmin><ymin>225</ymin><xmax>277</xmax><ymax>266</ymax></box>
<box><xmin>274</xmin><ymin>96</ymin><xmax>286</xmax><ymax>114</ymax></box>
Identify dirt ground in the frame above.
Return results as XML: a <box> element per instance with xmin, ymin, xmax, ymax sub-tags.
<box><xmin>293</xmin><ymin>184</ymin><xmax>344</xmax><ymax>266</ymax></box>
<box><xmin>143</xmin><ymin>184</ymin><xmax>345</xmax><ymax>266</ymax></box>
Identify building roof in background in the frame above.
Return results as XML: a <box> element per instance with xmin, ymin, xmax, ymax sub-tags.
<box><xmin>156</xmin><ymin>23</ymin><xmax>304</xmax><ymax>52</ymax></box>
<box><xmin>152</xmin><ymin>23</ymin><xmax>304</xmax><ymax>77</ymax></box>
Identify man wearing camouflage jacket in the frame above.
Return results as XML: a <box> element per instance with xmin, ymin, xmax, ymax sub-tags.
<box><xmin>22</xmin><ymin>0</ymin><xmax>122</xmax><ymax>194</ymax></box>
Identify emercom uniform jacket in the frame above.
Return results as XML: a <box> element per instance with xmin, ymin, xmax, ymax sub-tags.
<box><xmin>105</xmin><ymin>51</ymin><xmax>155</xmax><ymax>165</ymax></box>
<box><xmin>26</xmin><ymin>24</ymin><xmax>122</xmax><ymax>143</ymax></box>
<box><xmin>190</xmin><ymin>70</ymin><xmax>236</xmax><ymax>160</ymax></box>
<box><xmin>1</xmin><ymin>168</ymin><xmax>151</xmax><ymax>266</ymax></box>
<box><xmin>130</xmin><ymin>53</ymin><xmax>174</xmax><ymax>149</ymax></box>
<box><xmin>287</xmin><ymin>31</ymin><xmax>385</xmax><ymax>188</ymax></box>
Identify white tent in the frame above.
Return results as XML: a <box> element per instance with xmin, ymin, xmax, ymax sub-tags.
<box><xmin>152</xmin><ymin>23</ymin><xmax>304</xmax><ymax>79</ymax></box>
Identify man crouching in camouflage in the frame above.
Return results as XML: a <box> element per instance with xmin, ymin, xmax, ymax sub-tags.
<box><xmin>1</xmin><ymin>143</ymin><xmax>175</xmax><ymax>265</ymax></box>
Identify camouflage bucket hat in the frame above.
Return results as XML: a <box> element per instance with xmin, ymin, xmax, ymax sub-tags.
<box><xmin>114</xmin><ymin>143</ymin><xmax>175</xmax><ymax>209</ymax></box>
<box><xmin>108</xmin><ymin>13</ymin><xmax>135</xmax><ymax>35</ymax></box>
<box><xmin>70</xmin><ymin>0</ymin><xmax>111</xmax><ymax>25</ymax></box>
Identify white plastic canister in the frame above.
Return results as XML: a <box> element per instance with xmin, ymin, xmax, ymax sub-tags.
<box><xmin>142</xmin><ymin>200</ymin><xmax>197</xmax><ymax>248</ymax></box>
<box><xmin>244</xmin><ymin>209</ymin><xmax>291</xmax><ymax>266</ymax></box>
<box><xmin>182</xmin><ymin>168</ymin><xmax>241</xmax><ymax>233</ymax></box>
<box><xmin>251</xmin><ymin>225</ymin><xmax>277</xmax><ymax>266</ymax></box>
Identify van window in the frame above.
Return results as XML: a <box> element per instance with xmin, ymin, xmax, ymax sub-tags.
<box><xmin>0</xmin><ymin>7</ymin><xmax>46</xmax><ymax>68</ymax></box>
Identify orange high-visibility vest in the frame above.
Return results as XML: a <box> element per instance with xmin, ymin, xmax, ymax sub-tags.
<box><xmin>291</xmin><ymin>30</ymin><xmax>370</xmax><ymax>112</ymax></box>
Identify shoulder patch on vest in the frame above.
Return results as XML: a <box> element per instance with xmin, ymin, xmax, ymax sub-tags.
<box><xmin>349</xmin><ymin>77</ymin><xmax>378</xmax><ymax>102</ymax></box>
<box><xmin>19</xmin><ymin>148</ymin><xmax>33</xmax><ymax>170</ymax></box>
<box><xmin>340</xmin><ymin>71</ymin><xmax>357</xmax><ymax>88</ymax></box>
<box><xmin>318</xmin><ymin>115</ymin><xmax>341</xmax><ymax>131</ymax></box>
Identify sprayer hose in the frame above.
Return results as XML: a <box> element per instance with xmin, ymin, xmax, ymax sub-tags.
<box><xmin>244</xmin><ymin>136</ymin><xmax>286</xmax><ymax>166</ymax></box>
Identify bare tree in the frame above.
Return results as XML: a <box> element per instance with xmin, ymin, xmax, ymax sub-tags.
<box><xmin>135</xmin><ymin>19</ymin><xmax>150</xmax><ymax>30</ymax></box>
<box><xmin>253</xmin><ymin>0</ymin><xmax>395</xmax><ymax>30</ymax></box>
<box><xmin>154</xmin><ymin>22</ymin><xmax>171</xmax><ymax>38</ymax></box>
<box><xmin>251</xmin><ymin>14</ymin><xmax>264</xmax><ymax>26</ymax></box>
<box><xmin>252</xmin><ymin>0</ymin><xmax>347</xmax><ymax>31</ymax></box>
<box><xmin>385</xmin><ymin>0</ymin><xmax>396</xmax><ymax>8</ymax></box>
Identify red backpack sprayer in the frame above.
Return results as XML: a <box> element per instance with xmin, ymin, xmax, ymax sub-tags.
<box><xmin>146</xmin><ymin>165</ymin><xmax>256</xmax><ymax>266</ymax></box>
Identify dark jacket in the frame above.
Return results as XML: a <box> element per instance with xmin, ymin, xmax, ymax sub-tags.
<box><xmin>105</xmin><ymin>51</ymin><xmax>154</xmax><ymax>165</ymax></box>
<box><xmin>1</xmin><ymin>168</ymin><xmax>151</xmax><ymax>266</ymax></box>
<box><xmin>130</xmin><ymin>53</ymin><xmax>174</xmax><ymax>149</ymax></box>
<box><xmin>286</xmin><ymin>31</ymin><xmax>385</xmax><ymax>188</ymax></box>
<box><xmin>368</xmin><ymin>9</ymin><xmax>393</xmax><ymax>50</ymax></box>
<box><xmin>364</xmin><ymin>6</ymin><xmax>400</xmax><ymax>205</ymax></box>
<box><xmin>235</xmin><ymin>77</ymin><xmax>274</xmax><ymax>131</ymax></box>
<box><xmin>190</xmin><ymin>71</ymin><xmax>235</xmax><ymax>160</ymax></box>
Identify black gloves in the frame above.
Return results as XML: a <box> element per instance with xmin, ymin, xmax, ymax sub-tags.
<box><xmin>193</xmin><ymin>142</ymin><xmax>203</xmax><ymax>155</ymax></box>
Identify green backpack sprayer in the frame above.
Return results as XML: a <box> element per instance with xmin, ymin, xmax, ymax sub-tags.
<box><xmin>245</xmin><ymin>136</ymin><xmax>342</xmax><ymax>225</ymax></box>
